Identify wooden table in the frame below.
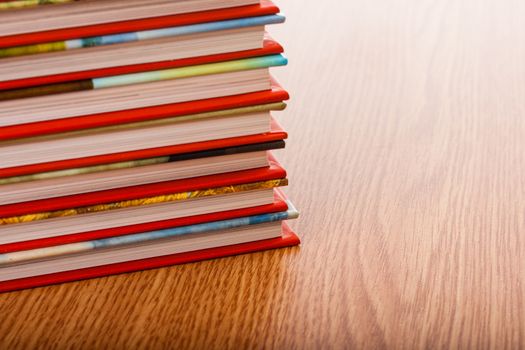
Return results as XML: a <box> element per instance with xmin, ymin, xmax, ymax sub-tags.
<box><xmin>2</xmin><ymin>0</ymin><xmax>525</xmax><ymax>348</ymax></box>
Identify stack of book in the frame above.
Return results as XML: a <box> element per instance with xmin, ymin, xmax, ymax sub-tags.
<box><xmin>0</xmin><ymin>0</ymin><xmax>299</xmax><ymax>292</ymax></box>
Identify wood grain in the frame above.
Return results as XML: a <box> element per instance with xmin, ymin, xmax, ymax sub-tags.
<box><xmin>2</xmin><ymin>0</ymin><xmax>525</xmax><ymax>348</ymax></box>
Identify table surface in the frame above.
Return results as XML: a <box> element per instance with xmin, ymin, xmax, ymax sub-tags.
<box><xmin>2</xmin><ymin>0</ymin><xmax>525</xmax><ymax>348</ymax></box>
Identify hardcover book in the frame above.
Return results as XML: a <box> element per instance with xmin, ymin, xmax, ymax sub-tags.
<box><xmin>0</xmin><ymin>223</ymin><xmax>299</xmax><ymax>293</ymax></box>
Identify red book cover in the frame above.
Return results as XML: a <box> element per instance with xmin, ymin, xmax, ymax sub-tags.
<box><xmin>0</xmin><ymin>118</ymin><xmax>288</xmax><ymax>178</ymax></box>
<box><xmin>0</xmin><ymin>223</ymin><xmax>299</xmax><ymax>294</ymax></box>
<box><xmin>0</xmin><ymin>81</ymin><xmax>289</xmax><ymax>142</ymax></box>
<box><xmin>0</xmin><ymin>37</ymin><xmax>284</xmax><ymax>91</ymax></box>
<box><xmin>0</xmin><ymin>157</ymin><xmax>287</xmax><ymax>218</ymax></box>
<box><xmin>0</xmin><ymin>1</ymin><xmax>280</xmax><ymax>48</ymax></box>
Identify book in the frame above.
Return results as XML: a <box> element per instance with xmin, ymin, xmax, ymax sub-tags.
<box><xmin>0</xmin><ymin>208</ymin><xmax>299</xmax><ymax>282</ymax></box>
<box><xmin>0</xmin><ymin>26</ymin><xmax>261</xmax><ymax>82</ymax></box>
<box><xmin>1</xmin><ymin>150</ymin><xmax>276</xmax><ymax>204</ymax></box>
<box><xmin>0</xmin><ymin>104</ymin><xmax>286</xmax><ymax>169</ymax></box>
<box><xmin>0</xmin><ymin>118</ymin><xmax>288</xmax><ymax>177</ymax></box>
<box><xmin>0</xmin><ymin>36</ymin><xmax>283</xmax><ymax>91</ymax></box>
<box><xmin>0</xmin><ymin>223</ymin><xmax>299</xmax><ymax>293</ymax></box>
<box><xmin>0</xmin><ymin>189</ymin><xmax>289</xmax><ymax>253</ymax></box>
<box><xmin>0</xmin><ymin>181</ymin><xmax>287</xmax><ymax>245</ymax></box>
<box><xmin>0</xmin><ymin>140</ymin><xmax>285</xmax><ymax>185</ymax></box>
<box><xmin>0</xmin><ymin>157</ymin><xmax>287</xmax><ymax>219</ymax></box>
<box><xmin>0</xmin><ymin>0</ymin><xmax>262</xmax><ymax>41</ymax></box>
<box><xmin>0</xmin><ymin>198</ymin><xmax>299</xmax><ymax>266</ymax></box>
<box><xmin>0</xmin><ymin>179</ymin><xmax>286</xmax><ymax>225</ymax></box>
<box><xmin>0</xmin><ymin>78</ymin><xmax>289</xmax><ymax>141</ymax></box>
<box><xmin>0</xmin><ymin>55</ymin><xmax>287</xmax><ymax>128</ymax></box>
<box><xmin>0</xmin><ymin>15</ymin><xmax>284</xmax><ymax>60</ymax></box>
<box><xmin>0</xmin><ymin>1</ymin><xmax>279</xmax><ymax>49</ymax></box>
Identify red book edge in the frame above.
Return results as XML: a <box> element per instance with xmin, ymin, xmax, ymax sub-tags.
<box><xmin>0</xmin><ymin>80</ymin><xmax>289</xmax><ymax>142</ymax></box>
<box><xmin>0</xmin><ymin>1</ymin><xmax>279</xmax><ymax>48</ymax></box>
<box><xmin>0</xmin><ymin>190</ymin><xmax>289</xmax><ymax>253</ymax></box>
<box><xmin>0</xmin><ymin>222</ymin><xmax>300</xmax><ymax>293</ymax></box>
<box><xmin>0</xmin><ymin>37</ymin><xmax>283</xmax><ymax>91</ymax></box>
<box><xmin>0</xmin><ymin>156</ymin><xmax>287</xmax><ymax>218</ymax></box>
<box><xmin>0</xmin><ymin>118</ymin><xmax>287</xmax><ymax>178</ymax></box>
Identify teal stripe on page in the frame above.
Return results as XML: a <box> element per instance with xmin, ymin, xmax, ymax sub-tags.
<box><xmin>92</xmin><ymin>54</ymin><xmax>288</xmax><ymax>89</ymax></box>
<box><xmin>66</xmin><ymin>15</ymin><xmax>285</xmax><ymax>49</ymax></box>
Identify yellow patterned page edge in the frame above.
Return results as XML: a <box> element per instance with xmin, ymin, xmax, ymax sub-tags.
<box><xmin>0</xmin><ymin>179</ymin><xmax>288</xmax><ymax>225</ymax></box>
<box><xmin>0</xmin><ymin>0</ymin><xmax>73</xmax><ymax>11</ymax></box>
